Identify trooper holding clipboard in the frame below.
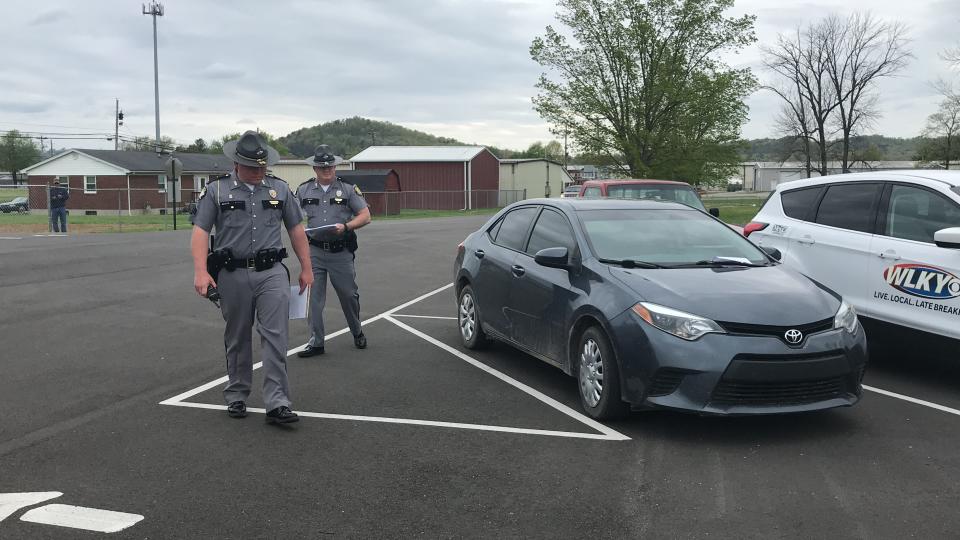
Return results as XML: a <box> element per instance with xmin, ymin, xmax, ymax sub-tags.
<box><xmin>295</xmin><ymin>145</ymin><xmax>372</xmax><ymax>357</ymax></box>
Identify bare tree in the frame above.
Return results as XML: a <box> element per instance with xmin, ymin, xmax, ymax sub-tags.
<box><xmin>923</xmin><ymin>98</ymin><xmax>960</xmax><ymax>169</ymax></box>
<box><xmin>762</xmin><ymin>25</ymin><xmax>839</xmax><ymax>176</ymax></box>
<box><xmin>942</xmin><ymin>42</ymin><xmax>960</xmax><ymax>68</ymax></box>
<box><xmin>825</xmin><ymin>13</ymin><xmax>911</xmax><ymax>173</ymax></box>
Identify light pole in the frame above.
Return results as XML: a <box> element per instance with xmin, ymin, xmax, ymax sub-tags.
<box><xmin>142</xmin><ymin>2</ymin><xmax>164</xmax><ymax>154</ymax></box>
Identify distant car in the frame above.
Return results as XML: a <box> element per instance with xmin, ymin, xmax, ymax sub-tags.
<box><xmin>560</xmin><ymin>185</ymin><xmax>581</xmax><ymax>198</ymax></box>
<box><xmin>578</xmin><ymin>179</ymin><xmax>721</xmax><ymax>217</ymax></box>
<box><xmin>454</xmin><ymin>198</ymin><xmax>867</xmax><ymax>419</ymax></box>
<box><xmin>0</xmin><ymin>196</ymin><xmax>29</xmax><ymax>214</ymax></box>
<box><xmin>747</xmin><ymin>170</ymin><xmax>960</xmax><ymax>347</ymax></box>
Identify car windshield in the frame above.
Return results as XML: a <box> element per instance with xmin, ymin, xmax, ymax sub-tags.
<box><xmin>605</xmin><ymin>185</ymin><xmax>705</xmax><ymax>210</ymax></box>
<box><xmin>14</xmin><ymin>197</ymin><xmax>27</xmax><ymax>203</ymax></box>
<box><xmin>579</xmin><ymin>208</ymin><xmax>768</xmax><ymax>266</ymax></box>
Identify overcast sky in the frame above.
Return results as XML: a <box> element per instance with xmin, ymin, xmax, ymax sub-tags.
<box><xmin>2</xmin><ymin>0</ymin><xmax>958</xmax><ymax>154</ymax></box>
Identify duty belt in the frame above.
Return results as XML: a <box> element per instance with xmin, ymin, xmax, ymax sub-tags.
<box><xmin>227</xmin><ymin>248</ymin><xmax>287</xmax><ymax>271</ymax></box>
<box><xmin>309</xmin><ymin>237</ymin><xmax>345</xmax><ymax>252</ymax></box>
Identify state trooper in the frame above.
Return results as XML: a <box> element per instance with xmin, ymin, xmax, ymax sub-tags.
<box><xmin>296</xmin><ymin>145</ymin><xmax>372</xmax><ymax>357</ymax></box>
<box><xmin>191</xmin><ymin>131</ymin><xmax>314</xmax><ymax>424</ymax></box>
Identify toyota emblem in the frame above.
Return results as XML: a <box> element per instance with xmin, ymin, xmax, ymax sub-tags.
<box><xmin>784</xmin><ymin>329</ymin><xmax>803</xmax><ymax>344</ymax></box>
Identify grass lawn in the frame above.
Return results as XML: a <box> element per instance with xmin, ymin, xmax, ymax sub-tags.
<box><xmin>377</xmin><ymin>208</ymin><xmax>499</xmax><ymax>220</ymax></box>
<box><xmin>702</xmin><ymin>197</ymin><xmax>768</xmax><ymax>226</ymax></box>
<box><xmin>0</xmin><ymin>187</ymin><xmax>28</xmax><ymax>203</ymax></box>
<box><xmin>0</xmin><ymin>208</ymin><xmax>502</xmax><ymax>234</ymax></box>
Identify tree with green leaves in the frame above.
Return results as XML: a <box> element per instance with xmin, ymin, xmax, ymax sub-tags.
<box><xmin>921</xmin><ymin>99</ymin><xmax>960</xmax><ymax>169</ymax></box>
<box><xmin>0</xmin><ymin>130</ymin><xmax>41</xmax><ymax>185</ymax></box>
<box><xmin>121</xmin><ymin>135</ymin><xmax>178</xmax><ymax>152</ymax></box>
<box><xmin>531</xmin><ymin>0</ymin><xmax>757</xmax><ymax>185</ymax></box>
<box><xmin>209</xmin><ymin>132</ymin><xmax>290</xmax><ymax>156</ymax></box>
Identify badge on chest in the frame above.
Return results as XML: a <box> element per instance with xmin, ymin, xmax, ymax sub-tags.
<box><xmin>220</xmin><ymin>200</ymin><xmax>246</xmax><ymax>211</ymax></box>
<box><xmin>262</xmin><ymin>199</ymin><xmax>285</xmax><ymax>210</ymax></box>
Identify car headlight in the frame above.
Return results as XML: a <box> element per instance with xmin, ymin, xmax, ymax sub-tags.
<box><xmin>833</xmin><ymin>299</ymin><xmax>858</xmax><ymax>334</ymax></box>
<box><xmin>632</xmin><ymin>302</ymin><xmax>725</xmax><ymax>341</ymax></box>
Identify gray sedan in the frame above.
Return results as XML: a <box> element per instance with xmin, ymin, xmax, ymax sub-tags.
<box><xmin>454</xmin><ymin>198</ymin><xmax>868</xmax><ymax>419</ymax></box>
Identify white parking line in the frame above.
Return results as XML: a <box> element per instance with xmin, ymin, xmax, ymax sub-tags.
<box><xmin>166</xmin><ymin>402</ymin><xmax>620</xmax><ymax>440</ymax></box>
<box><xmin>385</xmin><ymin>315</ymin><xmax>630</xmax><ymax>441</ymax></box>
<box><xmin>391</xmin><ymin>314</ymin><xmax>458</xmax><ymax>321</ymax></box>
<box><xmin>863</xmin><ymin>385</ymin><xmax>960</xmax><ymax>417</ymax></box>
<box><xmin>0</xmin><ymin>236</ymin><xmax>23</xmax><ymax>240</ymax></box>
<box><xmin>159</xmin><ymin>283</ymin><xmax>454</xmax><ymax>405</ymax></box>
<box><xmin>160</xmin><ymin>283</ymin><xmax>629</xmax><ymax>441</ymax></box>
<box><xmin>20</xmin><ymin>504</ymin><xmax>143</xmax><ymax>533</ymax></box>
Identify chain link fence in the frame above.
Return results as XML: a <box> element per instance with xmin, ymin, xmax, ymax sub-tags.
<box><xmin>0</xmin><ymin>185</ymin><xmax>197</xmax><ymax>234</ymax></box>
<box><xmin>0</xmin><ymin>186</ymin><xmax>528</xmax><ymax>232</ymax></box>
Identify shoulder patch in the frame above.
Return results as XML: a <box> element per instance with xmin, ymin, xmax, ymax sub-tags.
<box><xmin>198</xmin><ymin>186</ymin><xmax>207</xmax><ymax>200</ymax></box>
<box><xmin>354</xmin><ymin>185</ymin><xmax>363</xmax><ymax>196</ymax></box>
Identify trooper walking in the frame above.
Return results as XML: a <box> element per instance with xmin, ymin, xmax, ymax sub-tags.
<box><xmin>296</xmin><ymin>145</ymin><xmax>371</xmax><ymax>357</ymax></box>
<box><xmin>191</xmin><ymin>130</ymin><xmax>314</xmax><ymax>424</ymax></box>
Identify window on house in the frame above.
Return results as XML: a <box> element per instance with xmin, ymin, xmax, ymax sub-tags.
<box><xmin>84</xmin><ymin>176</ymin><xmax>97</xmax><ymax>193</ymax></box>
<box><xmin>158</xmin><ymin>174</ymin><xmax>167</xmax><ymax>193</ymax></box>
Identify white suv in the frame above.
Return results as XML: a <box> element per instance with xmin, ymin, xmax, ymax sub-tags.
<box><xmin>747</xmin><ymin>171</ymin><xmax>960</xmax><ymax>344</ymax></box>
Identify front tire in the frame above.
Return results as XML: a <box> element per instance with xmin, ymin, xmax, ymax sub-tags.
<box><xmin>458</xmin><ymin>285</ymin><xmax>488</xmax><ymax>349</ymax></box>
<box><xmin>576</xmin><ymin>326</ymin><xmax>629</xmax><ymax>420</ymax></box>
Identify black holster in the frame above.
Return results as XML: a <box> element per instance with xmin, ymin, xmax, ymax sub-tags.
<box><xmin>345</xmin><ymin>230</ymin><xmax>359</xmax><ymax>253</ymax></box>
<box><xmin>206</xmin><ymin>248</ymin><xmax>234</xmax><ymax>281</ymax></box>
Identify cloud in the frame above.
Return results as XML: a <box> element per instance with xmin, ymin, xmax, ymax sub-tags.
<box><xmin>29</xmin><ymin>9</ymin><xmax>68</xmax><ymax>26</ymax></box>
<box><xmin>0</xmin><ymin>100</ymin><xmax>55</xmax><ymax>114</ymax></box>
<box><xmin>200</xmin><ymin>62</ymin><xmax>243</xmax><ymax>79</ymax></box>
<box><xmin>200</xmin><ymin>63</ymin><xmax>244</xmax><ymax>80</ymax></box>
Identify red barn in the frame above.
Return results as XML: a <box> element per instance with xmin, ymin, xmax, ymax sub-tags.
<box><xmin>348</xmin><ymin>146</ymin><xmax>499</xmax><ymax>210</ymax></box>
<box><xmin>334</xmin><ymin>169</ymin><xmax>401</xmax><ymax>216</ymax></box>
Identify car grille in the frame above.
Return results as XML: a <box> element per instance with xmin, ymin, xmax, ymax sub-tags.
<box><xmin>711</xmin><ymin>377</ymin><xmax>847</xmax><ymax>405</ymax></box>
<box><xmin>716</xmin><ymin>317</ymin><xmax>834</xmax><ymax>345</ymax></box>
<box><xmin>648</xmin><ymin>368</ymin><xmax>689</xmax><ymax>396</ymax></box>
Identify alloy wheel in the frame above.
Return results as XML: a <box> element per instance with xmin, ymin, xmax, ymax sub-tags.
<box><xmin>459</xmin><ymin>293</ymin><xmax>476</xmax><ymax>342</ymax></box>
<box><xmin>579</xmin><ymin>338</ymin><xmax>604</xmax><ymax>407</ymax></box>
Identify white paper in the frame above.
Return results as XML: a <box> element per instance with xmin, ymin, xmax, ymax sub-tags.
<box><xmin>289</xmin><ymin>285</ymin><xmax>309</xmax><ymax>319</ymax></box>
<box><xmin>304</xmin><ymin>224</ymin><xmax>339</xmax><ymax>232</ymax></box>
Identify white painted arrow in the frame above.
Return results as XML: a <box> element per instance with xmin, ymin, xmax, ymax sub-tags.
<box><xmin>0</xmin><ymin>492</ymin><xmax>62</xmax><ymax>522</ymax></box>
<box><xmin>20</xmin><ymin>504</ymin><xmax>144</xmax><ymax>533</ymax></box>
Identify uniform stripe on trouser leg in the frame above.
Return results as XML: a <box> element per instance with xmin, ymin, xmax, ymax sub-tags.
<box><xmin>254</xmin><ymin>265</ymin><xmax>292</xmax><ymax>411</ymax></box>
<box><xmin>220</xmin><ymin>269</ymin><xmax>254</xmax><ymax>405</ymax></box>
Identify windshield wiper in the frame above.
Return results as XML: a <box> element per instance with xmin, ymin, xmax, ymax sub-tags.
<box><xmin>688</xmin><ymin>258</ymin><xmax>768</xmax><ymax>268</ymax></box>
<box><xmin>598</xmin><ymin>258</ymin><xmax>664</xmax><ymax>269</ymax></box>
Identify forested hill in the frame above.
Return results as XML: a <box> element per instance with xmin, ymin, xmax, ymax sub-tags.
<box><xmin>739</xmin><ymin>135</ymin><xmax>926</xmax><ymax>162</ymax></box>
<box><xmin>279</xmin><ymin>117</ymin><xmax>465</xmax><ymax>158</ymax></box>
<box><xmin>278</xmin><ymin>117</ymin><xmax>930</xmax><ymax>163</ymax></box>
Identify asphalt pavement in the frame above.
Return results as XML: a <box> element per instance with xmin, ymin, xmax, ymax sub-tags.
<box><xmin>0</xmin><ymin>217</ymin><xmax>958</xmax><ymax>539</ymax></box>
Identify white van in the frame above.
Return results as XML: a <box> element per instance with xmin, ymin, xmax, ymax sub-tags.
<box><xmin>746</xmin><ymin>171</ymin><xmax>960</xmax><ymax>345</ymax></box>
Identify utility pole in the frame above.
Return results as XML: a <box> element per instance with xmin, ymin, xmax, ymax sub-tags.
<box><xmin>142</xmin><ymin>2</ymin><xmax>164</xmax><ymax>154</ymax></box>
<box><xmin>114</xmin><ymin>99</ymin><xmax>124</xmax><ymax>151</ymax></box>
<box><xmin>369</xmin><ymin>131</ymin><xmax>377</xmax><ymax>146</ymax></box>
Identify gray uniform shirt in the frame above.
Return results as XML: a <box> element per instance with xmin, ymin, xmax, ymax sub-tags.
<box><xmin>295</xmin><ymin>177</ymin><xmax>368</xmax><ymax>241</ymax></box>
<box><xmin>194</xmin><ymin>173</ymin><xmax>305</xmax><ymax>258</ymax></box>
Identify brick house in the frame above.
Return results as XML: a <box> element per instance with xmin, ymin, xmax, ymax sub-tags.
<box><xmin>22</xmin><ymin>149</ymin><xmax>233</xmax><ymax>215</ymax></box>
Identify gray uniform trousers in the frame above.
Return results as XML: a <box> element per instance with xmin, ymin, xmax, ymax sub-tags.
<box><xmin>218</xmin><ymin>264</ymin><xmax>292</xmax><ymax>411</ymax></box>
<box><xmin>308</xmin><ymin>245</ymin><xmax>361</xmax><ymax>347</ymax></box>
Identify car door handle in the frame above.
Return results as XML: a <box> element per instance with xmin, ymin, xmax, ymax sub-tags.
<box><xmin>878</xmin><ymin>251</ymin><xmax>901</xmax><ymax>260</ymax></box>
<box><xmin>474</xmin><ymin>249</ymin><xmax>485</xmax><ymax>259</ymax></box>
<box><xmin>796</xmin><ymin>236</ymin><xmax>816</xmax><ymax>245</ymax></box>
<box><xmin>511</xmin><ymin>265</ymin><xmax>526</xmax><ymax>277</ymax></box>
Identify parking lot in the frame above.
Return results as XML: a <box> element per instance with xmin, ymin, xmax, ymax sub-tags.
<box><xmin>1</xmin><ymin>216</ymin><xmax>958</xmax><ymax>539</ymax></box>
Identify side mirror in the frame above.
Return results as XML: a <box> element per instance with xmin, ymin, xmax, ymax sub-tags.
<box><xmin>934</xmin><ymin>227</ymin><xmax>960</xmax><ymax>249</ymax></box>
<box><xmin>761</xmin><ymin>246</ymin><xmax>782</xmax><ymax>261</ymax></box>
<box><xmin>709</xmin><ymin>207</ymin><xmax>720</xmax><ymax>218</ymax></box>
<box><xmin>534</xmin><ymin>247</ymin><xmax>570</xmax><ymax>269</ymax></box>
